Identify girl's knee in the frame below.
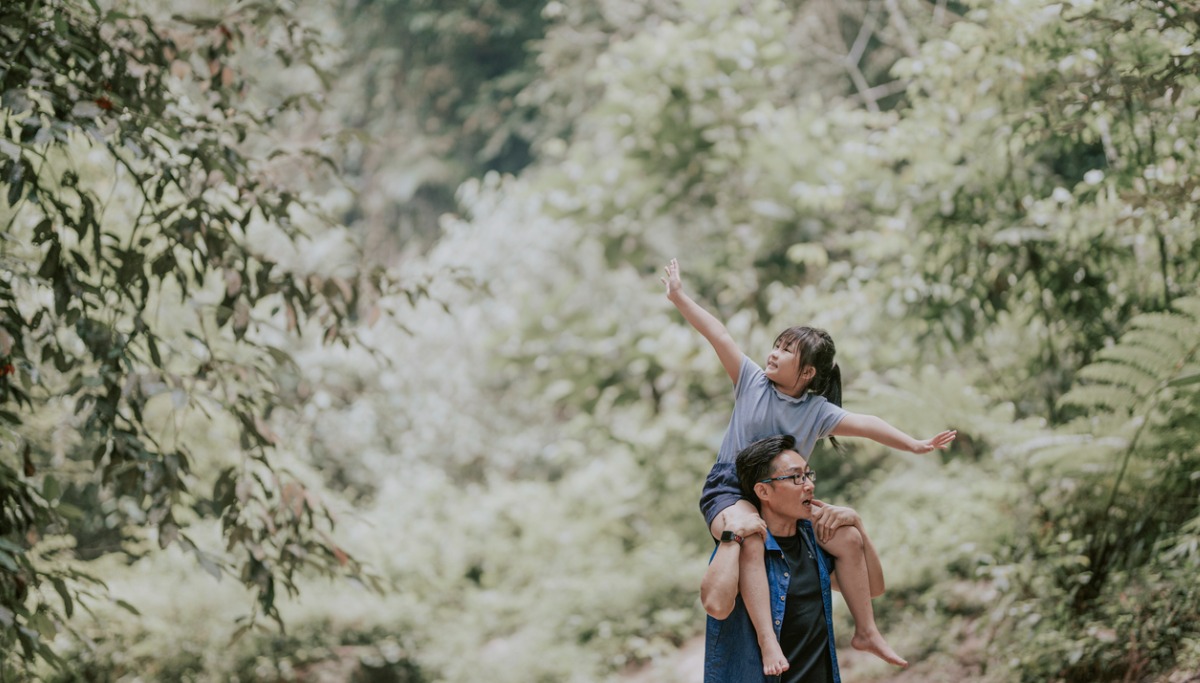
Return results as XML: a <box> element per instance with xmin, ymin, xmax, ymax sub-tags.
<box><xmin>821</xmin><ymin>524</ymin><xmax>864</xmax><ymax>555</ymax></box>
<box><xmin>732</xmin><ymin>499</ymin><xmax>757</xmax><ymax>510</ymax></box>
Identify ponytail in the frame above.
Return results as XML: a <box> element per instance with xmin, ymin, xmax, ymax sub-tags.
<box><xmin>820</xmin><ymin>362</ymin><xmax>844</xmax><ymax>452</ymax></box>
<box><xmin>820</xmin><ymin>362</ymin><xmax>842</xmax><ymax>408</ymax></box>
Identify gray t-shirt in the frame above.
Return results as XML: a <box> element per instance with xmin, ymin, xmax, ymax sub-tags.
<box><xmin>714</xmin><ymin>355</ymin><xmax>847</xmax><ymax>464</ymax></box>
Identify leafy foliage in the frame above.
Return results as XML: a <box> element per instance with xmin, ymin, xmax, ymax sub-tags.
<box><xmin>0</xmin><ymin>0</ymin><xmax>392</xmax><ymax>673</ymax></box>
<box><xmin>891</xmin><ymin>0</ymin><xmax>1200</xmax><ymax>415</ymax></box>
<box><xmin>993</xmin><ymin>297</ymin><xmax>1200</xmax><ymax>681</ymax></box>
<box><xmin>5</xmin><ymin>0</ymin><xmax>1200</xmax><ymax>681</ymax></box>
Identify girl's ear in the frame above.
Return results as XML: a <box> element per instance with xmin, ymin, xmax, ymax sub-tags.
<box><xmin>800</xmin><ymin>364</ymin><xmax>817</xmax><ymax>383</ymax></box>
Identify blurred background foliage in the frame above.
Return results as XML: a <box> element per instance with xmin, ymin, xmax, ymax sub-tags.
<box><xmin>2</xmin><ymin>0</ymin><xmax>1199</xmax><ymax>681</ymax></box>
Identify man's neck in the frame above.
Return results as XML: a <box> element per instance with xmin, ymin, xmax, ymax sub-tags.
<box><xmin>761</xmin><ymin>509</ymin><xmax>799</xmax><ymax>537</ymax></box>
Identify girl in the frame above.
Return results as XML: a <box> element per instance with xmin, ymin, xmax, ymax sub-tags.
<box><xmin>662</xmin><ymin>258</ymin><xmax>956</xmax><ymax>676</ymax></box>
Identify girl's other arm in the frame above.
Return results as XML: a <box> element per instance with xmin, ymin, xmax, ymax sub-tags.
<box><xmin>662</xmin><ymin>258</ymin><xmax>742</xmax><ymax>384</ymax></box>
<box><xmin>831</xmin><ymin>413</ymin><xmax>957</xmax><ymax>454</ymax></box>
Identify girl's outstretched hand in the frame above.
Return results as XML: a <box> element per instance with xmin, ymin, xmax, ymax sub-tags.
<box><xmin>913</xmin><ymin>429</ymin><xmax>957</xmax><ymax>453</ymax></box>
<box><xmin>661</xmin><ymin>258</ymin><xmax>682</xmax><ymax>298</ymax></box>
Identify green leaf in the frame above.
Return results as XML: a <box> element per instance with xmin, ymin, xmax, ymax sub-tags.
<box><xmin>6</xmin><ymin>173</ymin><xmax>22</xmax><ymax>206</ymax></box>
<box><xmin>151</xmin><ymin>251</ymin><xmax>176</xmax><ymax>277</ymax></box>
<box><xmin>29</xmin><ymin>611</ymin><xmax>56</xmax><ymax>639</ymax></box>
<box><xmin>37</xmin><ymin>242</ymin><xmax>61</xmax><ymax>279</ymax></box>
<box><xmin>55</xmin><ymin>502</ymin><xmax>85</xmax><ymax>520</ymax></box>
<box><xmin>195</xmin><ymin>550</ymin><xmax>223</xmax><ymax>580</ymax></box>
<box><xmin>159</xmin><ymin>520</ymin><xmax>179</xmax><ymax>549</ymax></box>
<box><xmin>228</xmin><ymin>622</ymin><xmax>252</xmax><ymax>645</ymax></box>
<box><xmin>31</xmin><ymin>218</ymin><xmax>53</xmax><ymax>243</ymax></box>
<box><xmin>51</xmin><ymin>578</ymin><xmax>73</xmax><ymax>619</ymax></box>
<box><xmin>1168</xmin><ymin>373</ymin><xmax>1200</xmax><ymax>388</ymax></box>
<box><xmin>42</xmin><ymin>476</ymin><xmax>60</xmax><ymax>501</ymax></box>
<box><xmin>146</xmin><ymin>335</ymin><xmax>162</xmax><ymax>367</ymax></box>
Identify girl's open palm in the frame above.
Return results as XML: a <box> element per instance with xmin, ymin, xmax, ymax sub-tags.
<box><xmin>661</xmin><ymin>258</ymin><xmax>682</xmax><ymax>297</ymax></box>
<box><xmin>914</xmin><ymin>429</ymin><xmax>957</xmax><ymax>453</ymax></box>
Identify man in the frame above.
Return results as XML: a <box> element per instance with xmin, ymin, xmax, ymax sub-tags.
<box><xmin>701</xmin><ymin>434</ymin><xmax>887</xmax><ymax>682</ymax></box>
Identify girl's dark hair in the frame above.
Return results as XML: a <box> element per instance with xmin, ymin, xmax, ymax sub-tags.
<box><xmin>735</xmin><ymin>434</ymin><xmax>797</xmax><ymax>510</ymax></box>
<box><xmin>773</xmin><ymin>325</ymin><xmax>844</xmax><ymax>449</ymax></box>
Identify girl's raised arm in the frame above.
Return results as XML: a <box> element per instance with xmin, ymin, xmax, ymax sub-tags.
<box><xmin>662</xmin><ymin>258</ymin><xmax>742</xmax><ymax>385</ymax></box>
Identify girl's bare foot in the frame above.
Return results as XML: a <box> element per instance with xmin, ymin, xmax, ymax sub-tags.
<box><xmin>760</xmin><ymin>636</ymin><xmax>790</xmax><ymax>676</ymax></box>
<box><xmin>851</xmin><ymin>629</ymin><xmax>908</xmax><ymax>668</ymax></box>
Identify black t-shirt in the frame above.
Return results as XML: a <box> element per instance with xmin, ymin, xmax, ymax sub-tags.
<box><xmin>775</xmin><ymin>533</ymin><xmax>835</xmax><ymax>683</ymax></box>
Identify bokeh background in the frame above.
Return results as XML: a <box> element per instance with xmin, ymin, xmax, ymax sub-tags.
<box><xmin>3</xmin><ymin>0</ymin><xmax>1200</xmax><ymax>681</ymax></box>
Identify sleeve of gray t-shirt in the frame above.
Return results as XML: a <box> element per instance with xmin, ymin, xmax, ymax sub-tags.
<box><xmin>814</xmin><ymin>399</ymin><xmax>847</xmax><ymax>439</ymax></box>
<box><xmin>733</xmin><ymin>354</ymin><xmax>759</xmax><ymax>398</ymax></box>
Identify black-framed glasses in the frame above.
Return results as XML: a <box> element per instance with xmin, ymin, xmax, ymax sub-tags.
<box><xmin>758</xmin><ymin>471</ymin><xmax>816</xmax><ymax>486</ymax></box>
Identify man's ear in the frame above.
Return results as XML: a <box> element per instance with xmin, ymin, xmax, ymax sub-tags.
<box><xmin>754</xmin><ymin>481</ymin><xmax>770</xmax><ymax>503</ymax></box>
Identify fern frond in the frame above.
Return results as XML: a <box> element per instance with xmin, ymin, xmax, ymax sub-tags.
<box><xmin>1160</xmin><ymin>513</ymin><xmax>1200</xmax><ymax>567</ymax></box>
<box><xmin>1167</xmin><ymin>296</ymin><xmax>1200</xmax><ymax>320</ymax></box>
<box><xmin>1059</xmin><ymin>384</ymin><xmax>1140</xmax><ymax>412</ymax></box>
<box><xmin>1127</xmin><ymin>311</ymin><xmax>1198</xmax><ymax>347</ymax></box>
<box><xmin>1094</xmin><ymin>342</ymin><xmax>1182</xmax><ymax>377</ymax></box>
<box><xmin>1076</xmin><ymin>362</ymin><xmax>1158</xmax><ymax>396</ymax></box>
<box><xmin>1113</xmin><ymin>328</ymin><xmax>1190</xmax><ymax>362</ymax></box>
<box><xmin>1060</xmin><ymin>296</ymin><xmax>1200</xmax><ymax>416</ymax></box>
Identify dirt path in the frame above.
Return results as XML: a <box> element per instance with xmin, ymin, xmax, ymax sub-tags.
<box><xmin>621</xmin><ymin>628</ymin><xmax>1200</xmax><ymax>683</ymax></box>
<box><xmin>621</xmin><ymin>632</ymin><xmax>985</xmax><ymax>683</ymax></box>
<box><xmin>621</xmin><ymin>635</ymin><xmax>704</xmax><ymax>683</ymax></box>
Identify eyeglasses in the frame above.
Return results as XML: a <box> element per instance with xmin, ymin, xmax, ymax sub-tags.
<box><xmin>758</xmin><ymin>471</ymin><xmax>816</xmax><ymax>486</ymax></box>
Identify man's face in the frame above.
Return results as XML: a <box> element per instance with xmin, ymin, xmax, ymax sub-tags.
<box><xmin>758</xmin><ymin>450</ymin><xmax>816</xmax><ymax>521</ymax></box>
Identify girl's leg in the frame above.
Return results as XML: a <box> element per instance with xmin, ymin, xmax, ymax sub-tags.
<box><xmin>817</xmin><ymin>526</ymin><xmax>908</xmax><ymax>667</ymax></box>
<box><xmin>739</xmin><ymin>534</ymin><xmax>790</xmax><ymax>676</ymax></box>
<box><xmin>711</xmin><ymin>499</ymin><xmax>789</xmax><ymax>676</ymax></box>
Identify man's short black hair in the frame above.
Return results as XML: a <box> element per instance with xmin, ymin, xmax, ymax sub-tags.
<box><xmin>735</xmin><ymin>434</ymin><xmax>797</xmax><ymax>510</ymax></box>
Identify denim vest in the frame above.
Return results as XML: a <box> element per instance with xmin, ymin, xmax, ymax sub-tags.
<box><xmin>703</xmin><ymin>520</ymin><xmax>841</xmax><ymax>683</ymax></box>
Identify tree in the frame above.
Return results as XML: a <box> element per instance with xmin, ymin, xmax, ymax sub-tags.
<box><xmin>1</xmin><ymin>0</ymin><xmax>389</xmax><ymax>672</ymax></box>
<box><xmin>890</xmin><ymin>0</ymin><xmax>1200</xmax><ymax>416</ymax></box>
<box><xmin>875</xmin><ymin>1</ymin><xmax>1200</xmax><ymax>677</ymax></box>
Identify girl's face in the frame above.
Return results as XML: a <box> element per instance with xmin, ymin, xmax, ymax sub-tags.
<box><xmin>766</xmin><ymin>340</ymin><xmax>814</xmax><ymax>396</ymax></box>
